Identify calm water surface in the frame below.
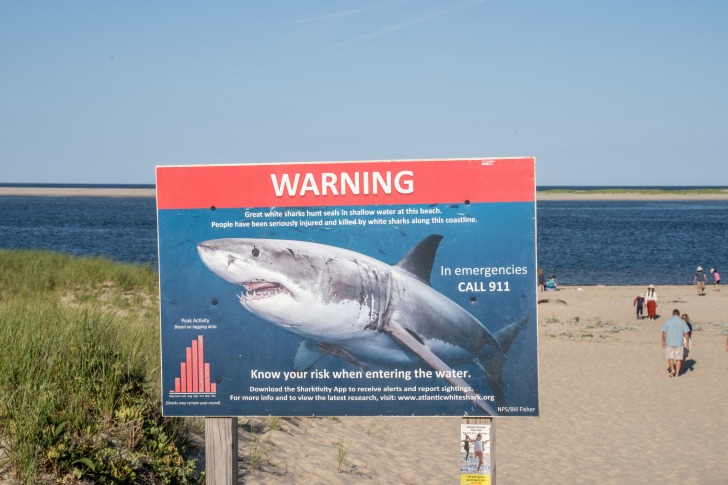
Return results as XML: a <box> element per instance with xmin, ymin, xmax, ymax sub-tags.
<box><xmin>538</xmin><ymin>200</ymin><xmax>728</xmax><ymax>285</ymax></box>
<box><xmin>0</xmin><ymin>196</ymin><xmax>157</xmax><ymax>267</ymax></box>
<box><xmin>1</xmin><ymin>196</ymin><xmax>727</xmax><ymax>286</ymax></box>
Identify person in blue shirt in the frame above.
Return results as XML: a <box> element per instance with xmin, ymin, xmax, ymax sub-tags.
<box><xmin>545</xmin><ymin>275</ymin><xmax>558</xmax><ymax>291</ymax></box>
<box><xmin>661</xmin><ymin>309</ymin><xmax>691</xmax><ymax>378</ymax></box>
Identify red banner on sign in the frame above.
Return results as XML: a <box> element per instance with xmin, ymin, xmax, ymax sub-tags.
<box><xmin>156</xmin><ymin>158</ymin><xmax>534</xmax><ymax>209</ymax></box>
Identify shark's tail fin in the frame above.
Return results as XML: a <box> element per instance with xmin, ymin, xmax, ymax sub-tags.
<box><xmin>478</xmin><ymin>317</ymin><xmax>529</xmax><ymax>408</ymax></box>
<box><xmin>495</xmin><ymin>317</ymin><xmax>528</xmax><ymax>354</ymax></box>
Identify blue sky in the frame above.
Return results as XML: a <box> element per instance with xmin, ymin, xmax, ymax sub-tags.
<box><xmin>1</xmin><ymin>1</ymin><xmax>726</xmax><ymax>185</ymax></box>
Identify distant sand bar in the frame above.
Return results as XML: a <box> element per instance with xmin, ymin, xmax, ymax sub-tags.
<box><xmin>537</xmin><ymin>189</ymin><xmax>728</xmax><ymax>201</ymax></box>
<box><xmin>0</xmin><ymin>187</ymin><xmax>156</xmax><ymax>198</ymax></box>
<box><xmin>2</xmin><ymin>186</ymin><xmax>728</xmax><ymax>201</ymax></box>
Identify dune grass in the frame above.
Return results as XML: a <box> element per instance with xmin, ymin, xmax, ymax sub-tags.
<box><xmin>0</xmin><ymin>250</ymin><xmax>202</xmax><ymax>484</ymax></box>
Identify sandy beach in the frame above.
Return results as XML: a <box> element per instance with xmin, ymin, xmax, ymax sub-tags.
<box><xmin>228</xmin><ymin>285</ymin><xmax>728</xmax><ymax>483</ymax></box>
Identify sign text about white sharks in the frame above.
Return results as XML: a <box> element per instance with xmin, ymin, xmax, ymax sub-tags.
<box><xmin>211</xmin><ymin>206</ymin><xmax>474</xmax><ymax>229</ymax></box>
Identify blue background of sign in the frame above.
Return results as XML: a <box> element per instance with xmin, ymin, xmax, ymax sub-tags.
<box><xmin>158</xmin><ymin>201</ymin><xmax>538</xmax><ymax>416</ymax></box>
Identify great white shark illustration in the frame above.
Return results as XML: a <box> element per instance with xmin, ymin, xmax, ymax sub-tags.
<box><xmin>197</xmin><ymin>235</ymin><xmax>528</xmax><ymax>415</ymax></box>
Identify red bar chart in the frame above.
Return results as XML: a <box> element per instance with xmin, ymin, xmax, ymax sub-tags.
<box><xmin>170</xmin><ymin>335</ymin><xmax>216</xmax><ymax>396</ymax></box>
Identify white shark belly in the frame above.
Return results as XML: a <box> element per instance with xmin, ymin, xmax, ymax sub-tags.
<box><xmin>244</xmin><ymin>297</ymin><xmax>373</xmax><ymax>338</ymax></box>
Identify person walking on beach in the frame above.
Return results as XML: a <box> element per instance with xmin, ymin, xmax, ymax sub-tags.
<box><xmin>645</xmin><ymin>285</ymin><xmax>657</xmax><ymax>320</ymax></box>
<box><xmin>662</xmin><ymin>309</ymin><xmax>691</xmax><ymax>378</ymax></box>
<box><xmin>694</xmin><ymin>266</ymin><xmax>708</xmax><ymax>296</ymax></box>
<box><xmin>710</xmin><ymin>268</ymin><xmax>720</xmax><ymax>292</ymax></box>
<box><xmin>633</xmin><ymin>295</ymin><xmax>645</xmax><ymax>319</ymax></box>
<box><xmin>680</xmin><ymin>313</ymin><xmax>693</xmax><ymax>359</ymax></box>
<box><xmin>538</xmin><ymin>268</ymin><xmax>545</xmax><ymax>292</ymax></box>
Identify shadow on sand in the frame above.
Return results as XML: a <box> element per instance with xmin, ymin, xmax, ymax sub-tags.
<box><xmin>681</xmin><ymin>358</ymin><xmax>696</xmax><ymax>374</ymax></box>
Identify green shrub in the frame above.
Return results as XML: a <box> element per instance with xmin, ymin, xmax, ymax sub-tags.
<box><xmin>0</xmin><ymin>250</ymin><xmax>202</xmax><ymax>484</ymax></box>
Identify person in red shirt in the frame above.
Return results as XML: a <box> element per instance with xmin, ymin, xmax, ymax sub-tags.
<box><xmin>645</xmin><ymin>285</ymin><xmax>657</xmax><ymax>320</ymax></box>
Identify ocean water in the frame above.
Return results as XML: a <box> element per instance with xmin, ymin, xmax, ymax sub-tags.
<box><xmin>1</xmin><ymin>194</ymin><xmax>727</xmax><ymax>286</ymax></box>
<box><xmin>537</xmin><ymin>200</ymin><xmax>728</xmax><ymax>286</ymax></box>
<box><xmin>0</xmin><ymin>196</ymin><xmax>157</xmax><ymax>267</ymax></box>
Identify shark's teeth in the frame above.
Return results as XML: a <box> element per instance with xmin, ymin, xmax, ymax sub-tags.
<box><xmin>241</xmin><ymin>281</ymin><xmax>289</xmax><ymax>301</ymax></box>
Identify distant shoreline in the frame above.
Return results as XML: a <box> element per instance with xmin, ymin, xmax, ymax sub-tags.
<box><xmin>2</xmin><ymin>186</ymin><xmax>728</xmax><ymax>201</ymax></box>
<box><xmin>0</xmin><ymin>187</ymin><xmax>156</xmax><ymax>198</ymax></box>
<box><xmin>536</xmin><ymin>191</ymin><xmax>728</xmax><ymax>201</ymax></box>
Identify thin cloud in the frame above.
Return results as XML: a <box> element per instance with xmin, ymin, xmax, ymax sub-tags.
<box><xmin>332</xmin><ymin>0</ymin><xmax>486</xmax><ymax>48</ymax></box>
<box><xmin>279</xmin><ymin>1</ymin><xmax>402</xmax><ymax>27</ymax></box>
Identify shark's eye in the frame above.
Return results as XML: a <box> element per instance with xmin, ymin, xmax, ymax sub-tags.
<box><xmin>227</xmin><ymin>255</ymin><xmax>235</xmax><ymax>267</ymax></box>
<box><xmin>252</xmin><ymin>247</ymin><xmax>260</xmax><ymax>258</ymax></box>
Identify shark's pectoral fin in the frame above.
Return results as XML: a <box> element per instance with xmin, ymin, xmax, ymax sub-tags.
<box><xmin>293</xmin><ymin>339</ymin><xmax>367</xmax><ymax>371</ymax></box>
<box><xmin>383</xmin><ymin>320</ymin><xmax>498</xmax><ymax>416</ymax></box>
<box><xmin>293</xmin><ymin>339</ymin><xmax>326</xmax><ymax>371</ymax></box>
<box><xmin>316</xmin><ymin>342</ymin><xmax>368</xmax><ymax>370</ymax></box>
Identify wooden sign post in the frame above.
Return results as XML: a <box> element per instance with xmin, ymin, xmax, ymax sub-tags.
<box><xmin>205</xmin><ymin>418</ymin><xmax>238</xmax><ymax>484</ymax></box>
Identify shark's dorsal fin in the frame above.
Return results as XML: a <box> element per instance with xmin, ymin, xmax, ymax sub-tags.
<box><xmin>394</xmin><ymin>234</ymin><xmax>443</xmax><ymax>286</ymax></box>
